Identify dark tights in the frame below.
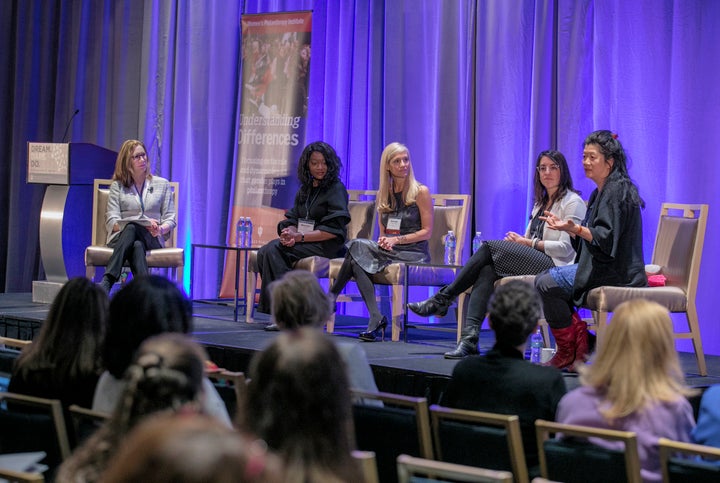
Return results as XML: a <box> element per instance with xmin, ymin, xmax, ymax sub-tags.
<box><xmin>331</xmin><ymin>254</ymin><xmax>383</xmax><ymax>328</ymax></box>
<box><xmin>534</xmin><ymin>271</ymin><xmax>574</xmax><ymax>329</ymax></box>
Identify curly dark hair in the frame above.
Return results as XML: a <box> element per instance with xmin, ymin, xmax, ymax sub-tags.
<box><xmin>584</xmin><ymin>130</ymin><xmax>644</xmax><ymax>208</ymax></box>
<box><xmin>296</xmin><ymin>141</ymin><xmax>342</xmax><ymax>201</ymax></box>
<box><xmin>488</xmin><ymin>280</ymin><xmax>541</xmax><ymax>347</ymax></box>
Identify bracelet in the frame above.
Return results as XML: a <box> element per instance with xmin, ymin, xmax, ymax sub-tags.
<box><xmin>301</xmin><ymin>233</ymin><xmax>305</xmax><ymax>243</ymax></box>
<box><xmin>575</xmin><ymin>224</ymin><xmax>583</xmax><ymax>235</ymax></box>
<box><xmin>531</xmin><ymin>238</ymin><xmax>539</xmax><ymax>250</ymax></box>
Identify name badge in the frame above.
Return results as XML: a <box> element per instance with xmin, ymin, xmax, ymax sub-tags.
<box><xmin>298</xmin><ymin>219</ymin><xmax>315</xmax><ymax>234</ymax></box>
<box><xmin>385</xmin><ymin>216</ymin><xmax>402</xmax><ymax>234</ymax></box>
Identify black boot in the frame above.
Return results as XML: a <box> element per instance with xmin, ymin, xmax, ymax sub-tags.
<box><xmin>407</xmin><ymin>288</ymin><xmax>453</xmax><ymax>317</ymax></box>
<box><xmin>443</xmin><ymin>324</ymin><xmax>480</xmax><ymax>359</ymax></box>
<box><xmin>443</xmin><ymin>340</ymin><xmax>479</xmax><ymax>359</ymax></box>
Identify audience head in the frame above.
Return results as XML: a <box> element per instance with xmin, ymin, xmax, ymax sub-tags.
<box><xmin>103</xmin><ymin>414</ymin><xmax>283</xmax><ymax>483</ymax></box>
<box><xmin>578</xmin><ymin>299</ymin><xmax>693</xmax><ymax>421</ymax></box>
<box><xmin>58</xmin><ymin>333</ymin><xmax>207</xmax><ymax>483</ymax></box>
<box><xmin>377</xmin><ymin>141</ymin><xmax>421</xmax><ymax>211</ymax></box>
<box><xmin>239</xmin><ymin>328</ymin><xmax>360</xmax><ymax>482</ymax></box>
<box><xmin>296</xmin><ymin>141</ymin><xmax>342</xmax><ymax>190</ymax></box>
<box><xmin>533</xmin><ymin>149</ymin><xmax>577</xmax><ymax>205</ymax></box>
<box><xmin>487</xmin><ymin>280</ymin><xmax>541</xmax><ymax>348</ymax></box>
<box><xmin>113</xmin><ymin>139</ymin><xmax>151</xmax><ymax>187</ymax></box>
<box><xmin>103</xmin><ymin>275</ymin><xmax>193</xmax><ymax>379</ymax></box>
<box><xmin>269</xmin><ymin>270</ymin><xmax>332</xmax><ymax>329</ymax></box>
<box><xmin>15</xmin><ymin>277</ymin><xmax>108</xmax><ymax>380</ymax></box>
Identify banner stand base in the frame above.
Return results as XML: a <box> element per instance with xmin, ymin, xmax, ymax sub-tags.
<box><xmin>32</xmin><ymin>280</ymin><xmax>64</xmax><ymax>304</ymax></box>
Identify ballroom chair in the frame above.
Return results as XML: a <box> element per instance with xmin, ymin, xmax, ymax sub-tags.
<box><xmin>429</xmin><ymin>404</ymin><xmax>528</xmax><ymax>483</ymax></box>
<box><xmin>84</xmin><ymin>179</ymin><xmax>184</xmax><ymax>284</ymax></box>
<box><xmin>352</xmin><ymin>450</ymin><xmax>380</xmax><ymax>483</ymax></box>
<box><xmin>329</xmin><ymin>193</ymin><xmax>471</xmax><ymax>342</ymax></box>
<box><xmin>396</xmin><ymin>454</ymin><xmax>514</xmax><ymax>483</ymax></box>
<box><xmin>535</xmin><ymin>419</ymin><xmax>641</xmax><ymax>483</ymax></box>
<box><xmin>351</xmin><ymin>390</ymin><xmax>433</xmax><ymax>483</ymax></box>
<box><xmin>658</xmin><ymin>437</ymin><xmax>720</xmax><ymax>483</ymax></box>
<box><xmin>205</xmin><ymin>369</ymin><xmax>246</xmax><ymax>421</ymax></box>
<box><xmin>0</xmin><ymin>393</ymin><xmax>72</xmax><ymax>478</ymax></box>
<box><xmin>581</xmin><ymin>203</ymin><xmax>709</xmax><ymax>375</ymax></box>
<box><xmin>0</xmin><ymin>467</ymin><xmax>45</xmax><ymax>483</ymax></box>
<box><xmin>245</xmin><ymin>189</ymin><xmax>377</xmax><ymax>323</ymax></box>
<box><xmin>67</xmin><ymin>404</ymin><xmax>109</xmax><ymax>449</ymax></box>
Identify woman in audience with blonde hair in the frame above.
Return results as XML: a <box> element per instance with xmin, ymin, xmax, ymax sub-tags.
<box><xmin>238</xmin><ymin>328</ymin><xmax>363</xmax><ymax>482</ymax></box>
<box><xmin>556</xmin><ymin>299</ymin><xmax>695</xmax><ymax>482</ymax></box>
<box><xmin>103</xmin><ymin>414</ymin><xmax>284</xmax><ymax>483</ymax></box>
<box><xmin>57</xmin><ymin>333</ymin><xmax>208</xmax><ymax>483</ymax></box>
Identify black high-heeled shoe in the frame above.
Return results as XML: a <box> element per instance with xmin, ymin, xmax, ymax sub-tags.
<box><xmin>359</xmin><ymin>316</ymin><xmax>388</xmax><ymax>342</ymax></box>
<box><xmin>407</xmin><ymin>295</ymin><xmax>451</xmax><ymax>317</ymax></box>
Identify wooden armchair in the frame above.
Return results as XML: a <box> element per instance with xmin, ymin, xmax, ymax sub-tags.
<box><xmin>329</xmin><ymin>194</ymin><xmax>471</xmax><ymax>341</ymax></box>
<box><xmin>84</xmin><ymin>179</ymin><xmax>184</xmax><ymax>283</ymax></box>
<box><xmin>245</xmin><ymin>189</ymin><xmax>377</xmax><ymax>323</ymax></box>
<box><xmin>582</xmin><ymin>203</ymin><xmax>709</xmax><ymax>375</ymax></box>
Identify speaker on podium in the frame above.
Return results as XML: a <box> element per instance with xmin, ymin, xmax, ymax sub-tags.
<box><xmin>27</xmin><ymin>142</ymin><xmax>117</xmax><ymax>302</ymax></box>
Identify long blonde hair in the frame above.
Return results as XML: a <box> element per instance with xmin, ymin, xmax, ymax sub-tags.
<box><xmin>113</xmin><ymin>139</ymin><xmax>152</xmax><ymax>188</ymax></box>
<box><xmin>376</xmin><ymin>142</ymin><xmax>422</xmax><ymax>213</ymax></box>
<box><xmin>577</xmin><ymin>299</ymin><xmax>694</xmax><ymax>422</ymax></box>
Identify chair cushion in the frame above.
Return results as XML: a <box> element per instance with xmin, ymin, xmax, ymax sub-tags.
<box><xmin>495</xmin><ymin>275</ymin><xmax>537</xmax><ymax>287</ymax></box>
<box><xmin>294</xmin><ymin>256</ymin><xmax>330</xmax><ymax>277</ymax></box>
<box><xmin>584</xmin><ymin>285</ymin><xmax>688</xmax><ymax>313</ymax></box>
<box><xmin>85</xmin><ymin>246</ymin><xmax>184</xmax><ymax>268</ymax></box>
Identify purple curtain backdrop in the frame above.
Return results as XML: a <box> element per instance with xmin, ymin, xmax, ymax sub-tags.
<box><xmin>1</xmin><ymin>0</ymin><xmax>718</xmax><ymax>354</ymax></box>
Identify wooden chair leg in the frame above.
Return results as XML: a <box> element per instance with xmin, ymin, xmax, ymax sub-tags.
<box><xmin>245</xmin><ymin>271</ymin><xmax>258</xmax><ymax>323</ymax></box>
<box><xmin>686</xmin><ymin>303</ymin><xmax>707</xmax><ymax>376</ymax></box>
<box><xmin>391</xmin><ymin>284</ymin><xmax>404</xmax><ymax>341</ymax></box>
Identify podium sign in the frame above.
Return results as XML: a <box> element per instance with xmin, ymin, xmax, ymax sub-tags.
<box><xmin>27</xmin><ymin>142</ymin><xmax>70</xmax><ymax>184</ymax></box>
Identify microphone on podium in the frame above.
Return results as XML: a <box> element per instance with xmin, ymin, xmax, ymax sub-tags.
<box><xmin>60</xmin><ymin>109</ymin><xmax>80</xmax><ymax>143</ymax></box>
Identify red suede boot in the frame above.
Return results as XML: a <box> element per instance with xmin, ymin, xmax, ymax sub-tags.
<box><xmin>545</xmin><ymin>325</ymin><xmax>576</xmax><ymax>371</ymax></box>
<box><xmin>571</xmin><ymin>311</ymin><xmax>589</xmax><ymax>370</ymax></box>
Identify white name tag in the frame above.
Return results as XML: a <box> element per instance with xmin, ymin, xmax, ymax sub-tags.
<box><xmin>298</xmin><ymin>219</ymin><xmax>315</xmax><ymax>234</ymax></box>
<box><xmin>386</xmin><ymin>216</ymin><xmax>402</xmax><ymax>234</ymax></box>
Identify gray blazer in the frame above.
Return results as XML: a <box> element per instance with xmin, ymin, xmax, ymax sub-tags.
<box><xmin>105</xmin><ymin>176</ymin><xmax>177</xmax><ymax>245</ymax></box>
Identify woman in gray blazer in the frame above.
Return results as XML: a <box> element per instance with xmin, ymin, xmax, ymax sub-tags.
<box><xmin>99</xmin><ymin>139</ymin><xmax>176</xmax><ymax>292</ymax></box>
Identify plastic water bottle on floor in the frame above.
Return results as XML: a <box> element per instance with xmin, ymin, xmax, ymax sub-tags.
<box><xmin>236</xmin><ymin>217</ymin><xmax>246</xmax><ymax>247</ymax></box>
<box><xmin>245</xmin><ymin>217</ymin><xmax>253</xmax><ymax>248</ymax></box>
<box><xmin>529</xmin><ymin>327</ymin><xmax>543</xmax><ymax>363</ymax></box>
<box><xmin>472</xmin><ymin>231</ymin><xmax>482</xmax><ymax>254</ymax></box>
<box><xmin>444</xmin><ymin>230</ymin><xmax>456</xmax><ymax>265</ymax></box>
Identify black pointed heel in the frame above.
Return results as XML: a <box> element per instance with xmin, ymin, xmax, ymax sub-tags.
<box><xmin>407</xmin><ymin>297</ymin><xmax>450</xmax><ymax>317</ymax></box>
<box><xmin>359</xmin><ymin>316</ymin><xmax>388</xmax><ymax>342</ymax></box>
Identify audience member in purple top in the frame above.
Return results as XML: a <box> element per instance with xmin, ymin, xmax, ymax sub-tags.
<box><xmin>556</xmin><ymin>299</ymin><xmax>696</xmax><ymax>482</ymax></box>
<box><xmin>692</xmin><ymin>385</ymin><xmax>720</xmax><ymax>451</ymax></box>
<box><xmin>9</xmin><ymin>277</ymin><xmax>108</xmax><ymax>409</ymax></box>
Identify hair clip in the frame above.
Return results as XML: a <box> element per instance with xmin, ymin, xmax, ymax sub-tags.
<box><xmin>611</xmin><ymin>132</ymin><xmax>618</xmax><ymax>139</ymax></box>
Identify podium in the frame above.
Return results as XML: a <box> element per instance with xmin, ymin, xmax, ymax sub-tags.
<box><xmin>27</xmin><ymin>142</ymin><xmax>117</xmax><ymax>302</ymax></box>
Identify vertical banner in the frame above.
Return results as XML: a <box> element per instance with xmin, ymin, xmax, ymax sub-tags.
<box><xmin>220</xmin><ymin>11</ymin><xmax>313</xmax><ymax>298</ymax></box>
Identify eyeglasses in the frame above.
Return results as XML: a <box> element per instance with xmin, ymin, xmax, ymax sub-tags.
<box><xmin>536</xmin><ymin>164</ymin><xmax>559</xmax><ymax>173</ymax></box>
<box><xmin>132</xmin><ymin>153</ymin><xmax>148</xmax><ymax>161</ymax></box>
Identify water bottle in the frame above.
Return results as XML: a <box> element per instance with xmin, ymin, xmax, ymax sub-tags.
<box><xmin>236</xmin><ymin>217</ymin><xmax>246</xmax><ymax>247</ymax></box>
<box><xmin>529</xmin><ymin>327</ymin><xmax>543</xmax><ymax>364</ymax></box>
<box><xmin>245</xmin><ymin>217</ymin><xmax>253</xmax><ymax>248</ymax></box>
<box><xmin>444</xmin><ymin>230</ymin><xmax>456</xmax><ymax>265</ymax></box>
<box><xmin>472</xmin><ymin>231</ymin><xmax>483</xmax><ymax>254</ymax></box>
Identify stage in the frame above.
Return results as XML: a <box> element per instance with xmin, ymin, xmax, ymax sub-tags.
<box><xmin>1</xmin><ymin>292</ymin><xmax>718</xmax><ymax>404</ymax></box>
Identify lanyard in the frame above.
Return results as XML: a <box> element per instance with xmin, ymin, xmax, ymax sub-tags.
<box><xmin>305</xmin><ymin>187</ymin><xmax>321</xmax><ymax>219</ymax></box>
<box><xmin>135</xmin><ymin>182</ymin><xmax>146</xmax><ymax>213</ymax></box>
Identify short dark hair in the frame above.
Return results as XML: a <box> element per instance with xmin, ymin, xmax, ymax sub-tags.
<box><xmin>487</xmin><ymin>280</ymin><xmax>541</xmax><ymax>347</ymax></box>
<box><xmin>103</xmin><ymin>275</ymin><xmax>193</xmax><ymax>378</ymax></box>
